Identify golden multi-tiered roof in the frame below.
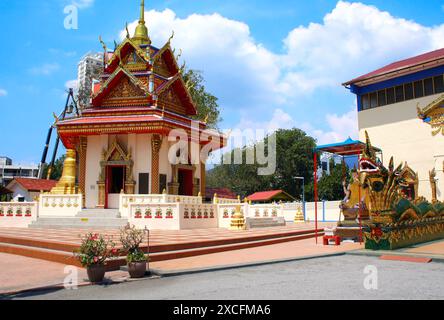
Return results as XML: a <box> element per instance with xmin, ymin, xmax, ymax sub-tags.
<box><xmin>56</xmin><ymin>0</ymin><xmax>223</xmax><ymax>149</ymax></box>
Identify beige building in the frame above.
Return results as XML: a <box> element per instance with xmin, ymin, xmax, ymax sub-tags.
<box><xmin>344</xmin><ymin>48</ymin><xmax>444</xmax><ymax>201</ymax></box>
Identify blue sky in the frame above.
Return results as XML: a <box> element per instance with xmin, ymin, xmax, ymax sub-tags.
<box><xmin>1</xmin><ymin>0</ymin><xmax>444</xmax><ymax>164</ymax></box>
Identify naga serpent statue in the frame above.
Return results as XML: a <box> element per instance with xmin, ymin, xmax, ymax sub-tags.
<box><xmin>356</xmin><ymin>132</ymin><xmax>444</xmax><ymax>250</ymax></box>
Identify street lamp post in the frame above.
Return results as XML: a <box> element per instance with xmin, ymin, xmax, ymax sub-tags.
<box><xmin>295</xmin><ymin>177</ymin><xmax>305</xmax><ymax>219</ymax></box>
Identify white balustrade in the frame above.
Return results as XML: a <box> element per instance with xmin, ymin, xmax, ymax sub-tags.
<box><xmin>0</xmin><ymin>202</ymin><xmax>38</xmax><ymax>228</ymax></box>
<box><xmin>120</xmin><ymin>194</ymin><xmax>203</xmax><ymax>218</ymax></box>
<box><xmin>39</xmin><ymin>194</ymin><xmax>83</xmax><ymax>217</ymax></box>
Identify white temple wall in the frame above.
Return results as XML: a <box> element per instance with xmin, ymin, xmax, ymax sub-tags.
<box><xmin>159</xmin><ymin>138</ymin><xmax>172</xmax><ymax>191</ymax></box>
<box><xmin>358</xmin><ymin>93</ymin><xmax>443</xmax><ymax>201</ymax></box>
<box><xmin>85</xmin><ymin>135</ymin><xmax>108</xmax><ymax>208</ymax></box>
<box><xmin>132</xmin><ymin>134</ymin><xmax>152</xmax><ymax>194</ymax></box>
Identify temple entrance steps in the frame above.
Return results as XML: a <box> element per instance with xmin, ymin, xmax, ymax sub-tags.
<box><xmin>77</xmin><ymin>209</ymin><xmax>121</xmax><ymax>218</ymax></box>
<box><xmin>0</xmin><ymin>225</ymin><xmax>327</xmax><ymax>270</ymax></box>
<box><xmin>29</xmin><ymin>210</ymin><xmax>128</xmax><ymax>229</ymax></box>
<box><xmin>246</xmin><ymin>217</ymin><xmax>286</xmax><ymax>229</ymax></box>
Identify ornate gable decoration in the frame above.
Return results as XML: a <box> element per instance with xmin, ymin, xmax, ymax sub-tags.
<box><xmin>102</xmin><ymin>138</ymin><xmax>132</xmax><ymax>163</ymax></box>
<box><xmin>156</xmin><ymin>74</ymin><xmax>197</xmax><ymax>116</ymax></box>
<box><xmin>92</xmin><ymin>66</ymin><xmax>150</xmax><ymax>107</ymax></box>
<box><xmin>105</xmin><ymin>38</ymin><xmax>150</xmax><ymax>73</ymax></box>
<box><xmin>418</xmin><ymin>93</ymin><xmax>444</xmax><ymax>136</ymax></box>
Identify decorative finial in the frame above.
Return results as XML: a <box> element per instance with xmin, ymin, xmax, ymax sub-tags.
<box><xmin>125</xmin><ymin>23</ymin><xmax>130</xmax><ymax>39</ymax></box>
<box><xmin>133</xmin><ymin>0</ymin><xmax>151</xmax><ymax>45</ymax></box>
<box><xmin>168</xmin><ymin>31</ymin><xmax>175</xmax><ymax>44</ymax></box>
<box><xmin>99</xmin><ymin>36</ymin><xmax>107</xmax><ymax>53</ymax></box>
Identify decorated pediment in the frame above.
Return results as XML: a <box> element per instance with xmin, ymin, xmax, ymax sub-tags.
<box><xmin>156</xmin><ymin>74</ymin><xmax>197</xmax><ymax>116</ymax></box>
<box><xmin>153</xmin><ymin>43</ymin><xmax>180</xmax><ymax>78</ymax></box>
<box><xmin>105</xmin><ymin>38</ymin><xmax>151</xmax><ymax>73</ymax></box>
<box><xmin>102</xmin><ymin>138</ymin><xmax>132</xmax><ymax>163</ymax></box>
<box><xmin>92</xmin><ymin>67</ymin><xmax>149</xmax><ymax>107</ymax></box>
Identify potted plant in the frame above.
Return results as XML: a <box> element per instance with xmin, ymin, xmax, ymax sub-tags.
<box><xmin>75</xmin><ymin>233</ymin><xmax>117</xmax><ymax>283</ymax></box>
<box><xmin>120</xmin><ymin>224</ymin><xmax>148</xmax><ymax>279</ymax></box>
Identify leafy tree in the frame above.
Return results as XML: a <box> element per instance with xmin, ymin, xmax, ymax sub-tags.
<box><xmin>317</xmin><ymin>160</ymin><xmax>349</xmax><ymax>201</ymax></box>
<box><xmin>207</xmin><ymin>129</ymin><xmax>317</xmax><ymax>200</ymax></box>
<box><xmin>42</xmin><ymin>155</ymin><xmax>65</xmax><ymax>181</ymax></box>
<box><xmin>183</xmin><ymin>69</ymin><xmax>222</xmax><ymax>129</ymax></box>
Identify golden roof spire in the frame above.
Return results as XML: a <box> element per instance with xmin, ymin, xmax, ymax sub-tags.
<box><xmin>133</xmin><ymin>0</ymin><xmax>151</xmax><ymax>45</ymax></box>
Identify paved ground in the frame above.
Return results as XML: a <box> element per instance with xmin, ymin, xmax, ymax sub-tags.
<box><xmin>150</xmin><ymin>238</ymin><xmax>362</xmax><ymax>271</ymax></box>
<box><xmin>0</xmin><ymin>253</ymin><xmax>128</xmax><ymax>295</ymax></box>
<box><xmin>9</xmin><ymin>255</ymin><xmax>444</xmax><ymax>300</ymax></box>
<box><xmin>0</xmin><ymin>238</ymin><xmax>361</xmax><ymax>294</ymax></box>
<box><xmin>406</xmin><ymin>240</ymin><xmax>444</xmax><ymax>255</ymax></box>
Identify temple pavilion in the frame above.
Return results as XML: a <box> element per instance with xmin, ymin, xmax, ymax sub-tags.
<box><xmin>52</xmin><ymin>0</ymin><xmax>224</xmax><ymax>209</ymax></box>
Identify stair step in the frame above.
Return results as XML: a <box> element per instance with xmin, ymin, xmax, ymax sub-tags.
<box><xmin>77</xmin><ymin>209</ymin><xmax>121</xmax><ymax>218</ymax></box>
<box><xmin>0</xmin><ymin>231</ymin><xmax>325</xmax><ymax>271</ymax></box>
<box><xmin>29</xmin><ymin>216</ymin><xmax>128</xmax><ymax>229</ymax></box>
<box><xmin>246</xmin><ymin>217</ymin><xmax>286</xmax><ymax>229</ymax></box>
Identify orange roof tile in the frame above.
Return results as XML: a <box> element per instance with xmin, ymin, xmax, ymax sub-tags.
<box><xmin>13</xmin><ymin>178</ymin><xmax>57</xmax><ymax>192</ymax></box>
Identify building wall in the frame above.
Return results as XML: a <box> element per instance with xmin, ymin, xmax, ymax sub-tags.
<box><xmin>85</xmin><ymin>135</ymin><xmax>108</xmax><ymax>208</ymax></box>
<box><xmin>358</xmin><ymin>93</ymin><xmax>444</xmax><ymax>201</ymax></box>
<box><xmin>10</xmin><ymin>184</ymin><xmax>31</xmax><ymax>202</ymax></box>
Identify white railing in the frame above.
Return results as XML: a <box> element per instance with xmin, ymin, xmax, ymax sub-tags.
<box><xmin>215</xmin><ymin>198</ymin><xmax>239</xmax><ymax>204</ymax></box>
<box><xmin>248</xmin><ymin>204</ymin><xmax>283</xmax><ymax>219</ymax></box>
<box><xmin>39</xmin><ymin>194</ymin><xmax>83</xmax><ymax>217</ymax></box>
<box><xmin>120</xmin><ymin>194</ymin><xmax>203</xmax><ymax>218</ymax></box>
<box><xmin>128</xmin><ymin>202</ymin><xmax>218</xmax><ymax>230</ymax></box>
<box><xmin>0</xmin><ymin>202</ymin><xmax>38</xmax><ymax>228</ymax></box>
<box><xmin>128</xmin><ymin>202</ymin><xmax>181</xmax><ymax>230</ymax></box>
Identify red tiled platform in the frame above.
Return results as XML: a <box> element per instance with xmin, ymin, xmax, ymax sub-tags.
<box><xmin>0</xmin><ymin>223</ymin><xmax>329</xmax><ymax>270</ymax></box>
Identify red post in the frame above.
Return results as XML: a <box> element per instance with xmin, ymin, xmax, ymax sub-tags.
<box><xmin>314</xmin><ymin>151</ymin><xmax>318</xmax><ymax>244</ymax></box>
<box><xmin>358</xmin><ymin>155</ymin><xmax>363</xmax><ymax>245</ymax></box>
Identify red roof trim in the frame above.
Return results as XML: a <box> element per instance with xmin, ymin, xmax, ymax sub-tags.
<box><xmin>11</xmin><ymin>178</ymin><xmax>57</xmax><ymax>192</ymax></box>
<box><xmin>247</xmin><ymin>190</ymin><xmax>293</xmax><ymax>202</ymax></box>
<box><xmin>344</xmin><ymin>48</ymin><xmax>444</xmax><ymax>86</ymax></box>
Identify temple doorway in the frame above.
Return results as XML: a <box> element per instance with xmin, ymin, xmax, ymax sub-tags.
<box><xmin>178</xmin><ymin>169</ymin><xmax>193</xmax><ymax>196</ymax></box>
<box><xmin>106</xmin><ymin>166</ymin><xmax>126</xmax><ymax>209</ymax></box>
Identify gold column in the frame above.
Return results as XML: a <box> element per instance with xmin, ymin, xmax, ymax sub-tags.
<box><xmin>97</xmin><ymin>182</ymin><xmax>106</xmax><ymax>208</ymax></box>
<box><xmin>151</xmin><ymin>135</ymin><xmax>163</xmax><ymax>194</ymax></box>
<box><xmin>79</xmin><ymin>137</ymin><xmax>87</xmax><ymax>207</ymax></box>
<box><xmin>51</xmin><ymin>149</ymin><xmax>77</xmax><ymax>195</ymax></box>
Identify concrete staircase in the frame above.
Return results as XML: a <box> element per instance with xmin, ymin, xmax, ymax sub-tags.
<box><xmin>30</xmin><ymin>209</ymin><xmax>128</xmax><ymax>229</ymax></box>
<box><xmin>246</xmin><ymin>217</ymin><xmax>286</xmax><ymax>229</ymax></box>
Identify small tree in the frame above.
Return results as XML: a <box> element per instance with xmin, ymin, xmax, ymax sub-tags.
<box><xmin>119</xmin><ymin>224</ymin><xmax>147</xmax><ymax>263</ymax></box>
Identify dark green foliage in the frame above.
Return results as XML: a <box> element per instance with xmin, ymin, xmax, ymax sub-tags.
<box><xmin>183</xmin><ymin>69</ymin><xmax>222</xmax><ymax>129</ymax></box>
<box><xmin>318</xmin><ymin>160</ymin><xmax>350</xmax><ymax>201</ymax></box>
<box><xmin>42</xmin><ymin>155</ymin><xmax>66</xmax><ymax>181</ymax></box>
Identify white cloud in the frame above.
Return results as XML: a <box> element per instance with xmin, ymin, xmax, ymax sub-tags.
<box><xmin>65</xmin><ymin>79</ymin><xmax>79</xmax><ymax>91</ymax></box>
<box><xmin>235</xmin><ymin>108</ymin><xmax>358</xmax><ymax>145</ymax></box>
<box><xmin>120</xmin><ymin>2</ymin><xmax>444</xmax><ymax>143</ymax></box>
<box><xmin>29</xmin><ymin>63</ymin><xmax>60</xmax><ymax>76</ymax></box>
<box><xmin>70</xmin><ymin>0</ymin><xmax>94</xmax><ymax>9</ymax></box>
<box><xmin>0</xmin><ymin>89</ymin><xmax>7</xmax><ymax>97</ymax></box>
<box><xmin>123</xmin><ymin>9</ymin><xmax>281</xmax><ymax>110</ymax></box>
<box><xmin>280</xmin><ymin>1</ymin><xmax>444</xmax><ymax>97</ymax></box>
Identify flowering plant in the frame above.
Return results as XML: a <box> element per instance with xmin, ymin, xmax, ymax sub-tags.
<box><xmin>75</xmin><ymin>233</ymin><xmax>117</xmax><ymax>267</ymax></box>
<box><xmin>119</xmin><ymin>224</ymin><xmax>147</xmax><ymax>263</ymax></box>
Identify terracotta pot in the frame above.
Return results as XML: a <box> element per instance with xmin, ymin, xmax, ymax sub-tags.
<box><xmin>128</xmin><ymin>261</ymin><xmax>147</xmax><ymax>279</ymax></box>
<box><xmin>87</xmin><ymin>264</ymin><xmax>106</xmax><ymax>283</ymax></box>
